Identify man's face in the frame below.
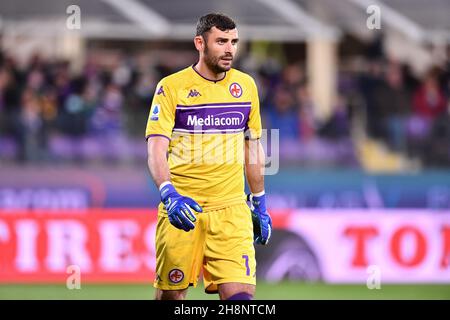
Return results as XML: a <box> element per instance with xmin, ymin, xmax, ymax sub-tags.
<box><xmin>200</xmin><ymin>27</ymin><xmax>239</xmax><ymax>74</ymax></box>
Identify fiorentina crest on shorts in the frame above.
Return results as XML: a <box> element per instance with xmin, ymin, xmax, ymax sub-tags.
<box><xmin>229</xmin><ymin>82</ymin><xmax>243</xmax><ymax>98</ymax></box>
<box><xmin>169</xmin><ymin>268</ymin><xmax>184</xmax><ymax>283</ymax></box>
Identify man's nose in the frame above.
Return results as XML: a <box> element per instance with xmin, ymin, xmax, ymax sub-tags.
<box><xmin>225</xmin><ymin>42</ymin><xmax>234</xmax><ymax>53</ymax></box>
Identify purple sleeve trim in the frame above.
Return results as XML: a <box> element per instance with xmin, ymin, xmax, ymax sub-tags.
<box><xmin>146</xmin><ymin>134</ymin><xmax>171</xmax><ymax>141</ymax></box>
<box><xmin>245</xmin><ymin>136</ymin><xmax>261</xmax><ymax>140</ymax></box>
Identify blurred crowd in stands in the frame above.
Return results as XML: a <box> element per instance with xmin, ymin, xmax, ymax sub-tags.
<box><xmin>0</xmin><ymin>45</ymin><xmax>449</xmax><ymax>168</ymax></box>
<box><xmin>357</xmin><ymin>59</ymin><xmax>450</xmax><ymax>167</ymax></box>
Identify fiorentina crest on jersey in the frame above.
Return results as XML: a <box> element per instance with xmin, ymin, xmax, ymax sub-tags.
<box><xmin>229</xmin><ymin>82</ymin><xmax>243</xmax><ymax>98</ymax></box>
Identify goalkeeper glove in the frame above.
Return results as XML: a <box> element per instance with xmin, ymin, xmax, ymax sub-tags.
<box><xmin>247</xmin><ymin>191</ymin><xmax>272</xmax><ymax>245</ymax></box>
<box><xmin>160</xmin><ymin>182</ymin><xmax>203</xmax><ymax>232</ymax></box>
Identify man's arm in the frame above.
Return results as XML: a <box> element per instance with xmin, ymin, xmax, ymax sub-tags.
<box><xmin>147</xmin><ymin>136</ymin><xmax>171</xmax><ymax>188</ymax></box>
<box><xmin>244</xmin><ymin>139</ymin><xmax>265</xmax><ymax>193</ymax></box>
<box><xmin>147</xmin><ymin>136</ymin><xmax>202</xmax><ymax>232</ymax></box>
<box><xmin>245</xmin><ymin>139</ymin><xmax>272</xmax><ymax>245</ymax></box>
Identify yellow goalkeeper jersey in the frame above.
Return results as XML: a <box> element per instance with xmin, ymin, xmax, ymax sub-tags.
<box><xmin>145</xmin><ymin>64</ymin><xmax>262</xmax><ymax>212</ymax></box>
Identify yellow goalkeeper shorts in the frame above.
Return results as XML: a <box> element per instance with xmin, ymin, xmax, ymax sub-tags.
<box><xmin>154</xmin><ymin>202</ymin><xmax>256</xmax><ymax>293</ymax></box>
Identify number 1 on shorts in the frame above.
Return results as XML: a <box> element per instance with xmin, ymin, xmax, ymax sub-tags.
<box><xmin>242</xmin><ymin>254</ymin><xmax>250</xmax><ymax>276</ymax></box>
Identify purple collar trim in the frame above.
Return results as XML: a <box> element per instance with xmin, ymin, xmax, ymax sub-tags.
<box><xmin>192</xmin><ymin>63</ymin><xmax>227</xmax><ymax>83</ymax></box>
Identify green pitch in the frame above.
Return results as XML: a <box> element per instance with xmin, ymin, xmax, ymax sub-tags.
<box><xmin>1</xmin><ymin>282</ymin><xmax>449</xmax><ymax>300</ymax></box>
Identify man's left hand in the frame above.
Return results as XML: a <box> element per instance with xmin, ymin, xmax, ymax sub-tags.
<box><xmin>247</xmin><ymin>192</ymin><xmax>272</xmax><ymax>245</ymax></box>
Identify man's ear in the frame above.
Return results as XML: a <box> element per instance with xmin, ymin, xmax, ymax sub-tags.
<box><xmin>194</xmin><ymin>36</ymin><xmax>204</xmax><ymax>51</ymax></box>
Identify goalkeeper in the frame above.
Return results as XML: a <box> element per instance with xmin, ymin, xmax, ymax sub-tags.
<box><xmin>146</xmin><ymin>13</ymin><xmax>272</xmax><ymax>300</ymax></box>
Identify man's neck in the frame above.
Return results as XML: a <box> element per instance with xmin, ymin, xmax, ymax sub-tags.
<box><xmin>194</xmin><ymin>60</ymin><xmax>226</xmax><ymax>81</ymax></box>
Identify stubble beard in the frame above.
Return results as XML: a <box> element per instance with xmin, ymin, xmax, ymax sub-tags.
<box><xmin>203</xmin><ymin>43</ymin><xmax>232</xmax><ymax>74</ymax></box>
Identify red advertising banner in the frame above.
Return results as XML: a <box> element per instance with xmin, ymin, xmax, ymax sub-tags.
<box><xmin>0</xmin><ymin>209</ymin><xmax>158</xmax><ymax>283</ymax></box>
<box><xmin>1</xmin><ymin>209</ymin><xmax>449</xmax><ymax>283</ymax></box>
<box><xmin>284</xmin><ymin>210</ymin><xmax>450</xmax><ymax>283</ymax></box>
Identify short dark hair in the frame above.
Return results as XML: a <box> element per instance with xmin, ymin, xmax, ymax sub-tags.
<box><xmin>196</xmin><ymin>13</ymin><xmax>236</xmax><ymax>38</ymax></box>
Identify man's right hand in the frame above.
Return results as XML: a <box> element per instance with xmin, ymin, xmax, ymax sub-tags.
<box><xmin>160</xmin><ymin>182</ymin><xmax>203</xmax><ymax>232</ymax></box>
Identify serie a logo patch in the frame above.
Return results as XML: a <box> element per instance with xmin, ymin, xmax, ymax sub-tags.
<box><xmin>150</xmin><ymin>104</ymin><xmax>160</xmax><ymax>121</ymax></box>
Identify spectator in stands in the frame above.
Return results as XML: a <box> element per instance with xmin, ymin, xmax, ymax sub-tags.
<box><xmin>19</xmin><ymin>88</ymin><xmax>44</xmax><ymax>161</ymax></box>
<box><xmin>413</xmin><ymin>67</ymin><xmax>447</xmax><ymax>119</ymax></box>
<box><xmin>423</xmin><ymin>111</ymin><xmax>450</xmax><ymax>167</ymax></box>
<box><xmin>372</xmin><ymin>61</ymin><xmax>412</xmax><ymax>151</ymax></box>
<box><xmin>282</xmin><ymin>63</ymin><xmax>304</xmax><ymax>93</ymax></box>
<box><xmin>264</xmin><ymin>85</ymin><xmax>300</xmax><ymax>141</ymax></box>
<box><xmin>59</xmin><ymin>78</ymin><xmax>92</xmax><ymax>137</ymax></box>
<box><xmin>319</xmin><ymin>95</ymin><xmax>350</xmax><ymax>140</ymax></box>
<box><xmin>407</xmin><ymin>68</ymin><xmax>447</xmax><ymax>160</ymax></box>
<box><xmin>53</xmin><ymin>61</ymin><xmax>73</xmax><ymax>108</ymax></box>
<box><xmin>358</xmin><ymin>59</ymin><xmax>385</xmax><ymax>139</ymax></box>
<box><xmin>295</xmin><ymin>84</ymin><xmax>316</xmax><ymax>141</ymax></box>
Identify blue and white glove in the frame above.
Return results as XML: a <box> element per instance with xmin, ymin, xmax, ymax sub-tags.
<box><xmin>247</xmin><ymin>191</ymin><xmax>272</xmax><ymax>245</ymax></box>
<box><xmin>160</xmin><ymin>182</ymin><xmax>203</xmax><ymax>232</ymax></box>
